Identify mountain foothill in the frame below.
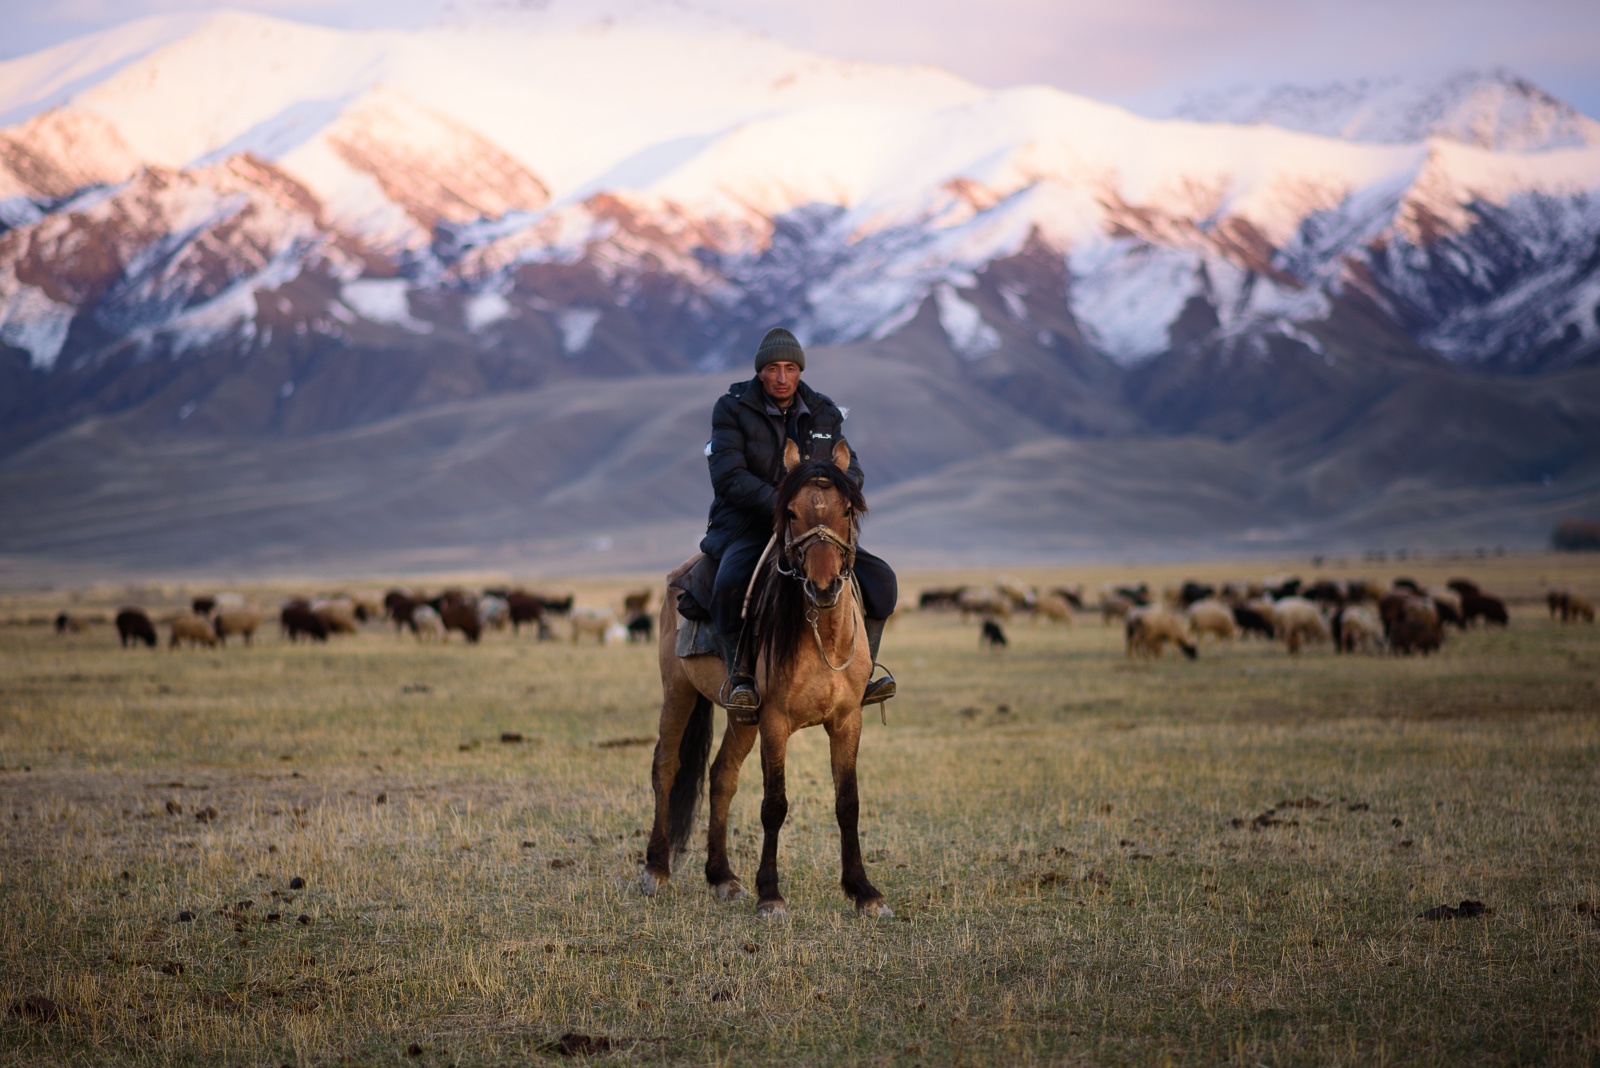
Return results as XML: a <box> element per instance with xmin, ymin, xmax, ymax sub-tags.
<box><xmin>1</xmin><ymin>9</ymin><xmax>1598</xmax><ymax>573</ymax></box>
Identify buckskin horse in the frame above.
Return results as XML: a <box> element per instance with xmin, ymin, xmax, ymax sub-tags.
<box><xmin>640</xmin><ymin>438</ymin><xmax>891</xmax><ymax>919</ymax></box>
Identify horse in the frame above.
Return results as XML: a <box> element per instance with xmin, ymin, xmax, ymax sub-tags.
<box><xmin>640</xmin><ymin>437</ymin><xmax>890</xmax><ymax>919</ymax></box>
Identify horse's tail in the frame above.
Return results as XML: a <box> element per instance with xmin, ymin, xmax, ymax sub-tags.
<box><xmin>667</xmin><ymin>693</ymin><xmax>713</xmax><ymax>855</ymax></box>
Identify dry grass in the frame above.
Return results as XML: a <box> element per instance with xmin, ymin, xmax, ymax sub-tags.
<box><xmin>2</xmin><ymin>555</ymin><xmax>1599</xmax><ymax>1065</ymax></box>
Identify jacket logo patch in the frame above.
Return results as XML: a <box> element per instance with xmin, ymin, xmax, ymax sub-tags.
<box><xmin>812</xmin><ymin>433</ymin><xmax>832</xmax><ymax>440</ymax></box>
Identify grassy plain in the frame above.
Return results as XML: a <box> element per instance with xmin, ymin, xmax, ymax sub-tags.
<box><xmin>2</xmin><ymin>554</ymin><xmax>1599</xmax><ymax>1066</ymax></box>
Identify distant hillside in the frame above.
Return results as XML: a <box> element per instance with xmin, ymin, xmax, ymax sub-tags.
<box><xmin>2</xmin><ymin>11</ymin><xmax>1600</xmax><ymax>575</ymax></box>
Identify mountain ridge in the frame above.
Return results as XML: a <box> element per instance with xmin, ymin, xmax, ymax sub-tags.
<box><xmin>2</xmin><ymin>11</ymin><xmax>1599</xmax><ymax>568</ymax></box>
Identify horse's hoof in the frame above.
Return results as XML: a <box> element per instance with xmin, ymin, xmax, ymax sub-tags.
<box><xmin>857</xmin><ymin>899</ymin><xmax>894</xmax><ymax>920</ymax></box>
<box><xmin>757</xmin><ymin>899</ymin><xmax>789</xmax><ymax>919</ymax></box>
<box><xmin>638</xmin><ymin>869</ymin><xmax>668</xmax><ymax>896</ymax></box>
<box><xmin>713</xmin><ymin>880</ymin><xmax>747</xmax><ymax>901</ymax></box>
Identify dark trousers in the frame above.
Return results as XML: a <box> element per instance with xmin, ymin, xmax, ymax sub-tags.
<box><xmin>711</xmin><ymin>533</ymin><xmax>897</xmax><ymax>639</ymax></box>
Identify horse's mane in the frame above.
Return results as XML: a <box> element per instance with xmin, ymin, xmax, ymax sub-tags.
<box><xmin>752</xmin><ymin>459</ymin><xmax>867</xmax><ymax>683</ymax></box>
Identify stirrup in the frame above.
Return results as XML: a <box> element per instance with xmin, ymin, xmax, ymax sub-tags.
<box><xmin>721</xmin><ymin>676</ymin><xmax>761</xmax><ymax>725</ymax></box>
<box><xmin>862</xmin><ymin>664</ymin><xmax>896</xmax><ymax>706</ymax></box>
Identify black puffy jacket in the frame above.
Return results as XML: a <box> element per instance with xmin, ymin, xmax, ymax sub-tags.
<box><xmin>699</xmin><ymin>377</ymin><xmax>862</xmax><ymax>558</ymax></box>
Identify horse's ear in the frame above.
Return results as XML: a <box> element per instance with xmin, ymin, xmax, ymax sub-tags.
<box><xmin>782</xmin><ymin>438</ymin><xmax>802</xmax><ymax>472</ymax></box>
<box><xmin>831</xmin><ymin>437</ymin><xmax>850</xmax><ymax>474</ymax></box>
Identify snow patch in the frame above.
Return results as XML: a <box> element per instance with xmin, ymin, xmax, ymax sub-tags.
<box><xmin>935</xmin><ymin>283</ymin><xmax>999</xmax><ymax>360</ymax></box>
<box><xmin>0</xmin><ymin>284</ymin><xmax>75</xmax><ymax>369</ymax></box>
<box><xmin>340</xmin><ymin>279</ymin><xmax>432</xmax><ymax>332</ymax></box>
<box><xmin>464</xmin><ymin>290</ymin><xmax>512</xmax><ymax>332</ymax></box>
<box><xmin>1070</xmin><ymin>242</ymin><xmax>1203</xmax><ymax>365</ymax></box>
<box><xmin>557</xmin><ymin>307</ymin><xmax>601</xmax><ymax>353</ymax></box>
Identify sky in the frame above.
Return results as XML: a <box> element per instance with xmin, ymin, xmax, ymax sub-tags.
<box><xmin>1</xmin><ymin>0</ymin><xmax>1597</xmax><ymax>118</ymax></box>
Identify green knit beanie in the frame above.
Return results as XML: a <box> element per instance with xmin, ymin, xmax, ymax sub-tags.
<box><xmin>754</xmin><ymin>327</ymin><xmax>805</xmax><ymax>372</ymax></box>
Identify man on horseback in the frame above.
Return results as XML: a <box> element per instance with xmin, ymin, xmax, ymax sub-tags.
<box><xmin>701</xmin><ymin>327</ymin><xmax>897</xmax><ymax>722</ymax></box>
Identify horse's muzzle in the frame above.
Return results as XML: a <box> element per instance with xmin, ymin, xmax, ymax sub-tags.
<box><xmin>804</xmin><ymin>576</ymin><xmax>845</xmax><ymax>610</ymax></box>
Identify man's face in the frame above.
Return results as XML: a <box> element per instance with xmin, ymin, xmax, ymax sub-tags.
<box><xmin>759</xmin><ymin>360</ymin><xmax>801</xmax><ymax>403</ymax></box>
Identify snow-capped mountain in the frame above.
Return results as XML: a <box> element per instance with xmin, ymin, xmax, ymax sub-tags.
<box><xmin>1174</xmin><ymin>69</ymin><xmax>1600</xmax><ymax>153</ymax></box>
<box><xmin>2</xmin><ymin>7</ymin><xmax>1599</xmax><ymax>464</ymax></box>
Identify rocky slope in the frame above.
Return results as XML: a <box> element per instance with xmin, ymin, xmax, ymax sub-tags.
<box><xmin>1</xmin><ymin>9</ymin><xmax>1598</xmax><ymax>569</ymax></box>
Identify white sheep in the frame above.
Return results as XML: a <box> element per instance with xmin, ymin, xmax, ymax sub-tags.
<box><xmin>1271</xmin><ymin>597</ymin><xmax>1329</xmax><ymax>655</ymax></box>
<box><xmin>1125</xmin><ymin>606</ymin><xmax>1197</xmax><ymax>660</ymax></box>
<box><xmin>1186</xmin><ymin>599</ymin><xmax>1236</xmax><ymax>642</ymax></box>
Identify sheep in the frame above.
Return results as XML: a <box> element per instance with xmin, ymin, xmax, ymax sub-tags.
<box><xmin>1334</xmin><ymin>606</ymin><xmax>1385</xmax><ymax>654</ymax></box>
<box><xmin>191</xmin><ymin>596</ymin><xmax>217</xmax><ymax>616</ymax></box>
<box><xmin>440</xmin><ymin>602</ymin><xmax>482</xmax><ymax>643</ymax></box>
<box><xmin>1051</xmin><ymin>585</ymin><xmax>1086</xmax><ymax>609</ymax></box>
<box><xmin>1548</xmin><ymin>588</ymin><xmax>1568</xmax><ymax>619</ymax></box>
<box><xmin>1303</xmin><ymin>580</ymin><xmax>1345</xmax><ymax>607</ymax></box>
<box><xmin>996</xmin><ymin>581</ymin><xmax>1035</xmax><ymax>611</ymax></box>
<box><xmin>532</xmin><ymin>592</ymin><xmax>575</xmax><ymax>617</ymax></box>
<box><xmin>1271</xmin><ymin>597</ymin><xmax>1329</xmax><ymax>656</ymax></box>
<box><xmin>1388</xmin><ymin>597</ymin><xmax>1444</xmax><ymax>655</ymax></box>
<box><xmin>505</xmin><ymin>593</ymin><xmax>549</xmax><ymax>637</ymax></box>
<box><xmin>1446</xmin><ymin>577</ymin><xmax>1481</xmax><ymax>599</ymax></box>
<box><xmin>55</xmin><ymin>612</ymin><xmax>88</xmax><ymax>635</ymax></box>
<box><xmin>1233</xmin><ymin>601</ymin><xmax>1276</xmax><ymax>640</ymax></box>
<box><xmin>627</xmin><ymin>614</ymin><xmax>654</xmax><ymax>642</ymax></box>
<box><xmin>311</xmin><ymin>598</ymin><xmax>360</xmax><ymax>635</ymax></box>
<box><xmin>115</xmin><ymin>609</ymin><xmax>157</xmax><ymax>648</ymax></box>
<box><xmin>1427</xmin><ymin>588</ymin><xmax>1464</xmax><ymax>627</ymax></box>
<box><xmin>1263</xmin><ymin>575</ymin><xmax>1302</xmax><ymax>599</ymax></box>
<box><xmin>280</xmin><ymin>603</ymin><xmax>328</xmax><ymax>642</ymax></box>
<box><xmin>1178</xmin><ymin>581</ymin><xmax>1215</xmax><ymax>608</ymax></box>
<box><xmin>959</xmin><ymin>588</ymin><xmax>1012</xmax><ymax>620</ymax></box>
<box><xmin>1460</xmin><ymin>592</ymin><xmax>1508</xmax><ymax>627</ymax></box>
<box><xmin>1186</xmin><ymin>599</ymin><xmax>1236</xmax><ymax>642</ymax></box>
<box><xmin>169</xmin><ymin>614</ymin><xmax>219</xmax><ymax>649</ymax></box>
<box><xmin>1567</xmin><ymin>593</ymin><xmax>1596</xmax><ymax>623</ymax></box>
<box><xmin>621</xmin><ymin>588</ymin><xmax>653</xmax><ymax>617</ymax></box>
<box><xmin>411</xmin><ymin>604</ymin><xmax>446</xmax><ymax>642</ymax></box>
<box><xmin>214</xmin><ymin>607</ymin><xmax>264</xmax><ymax>646</ymax></box>
<box><xmin>1100</xmin><ymin>591</ymin><xmax>1136</xmax><ymax>625</ymax></box>
<box><xmin>918</xmin><ymin>587</ymin><xmax>966</xmax><ymax>611</ymax></box>
<box><xmin>570</xmin><ymin>610</ymin><xmax>614</xmax><ymax>645</ymax></box>
<box><xmin>1125</xmin><ymin>606</ymin><xmax>1197</xmax><ymax>660</ymax></box>
<box><xmin>478</xmin><ymin>595</ymin><xmax>510</xmax><ymax>631</ymax></box>
<box><xmin>1030</xmin><ymin>592</ymin><xmax>1074</xmax><ymax>625</ymax></box>
<box><xmin>385</xmin><ymin>589</ymin><xmax>418</xmax><ymax>632</ymax></box>
<box><xmin>980</xmin><ymin>619</ymin><xmax>1008</xmax><ymax>648</ymax></box>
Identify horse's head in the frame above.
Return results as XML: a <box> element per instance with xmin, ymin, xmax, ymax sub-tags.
<box><xmin>776</xmin><ymin>437</ymin><xmax>865</xmax><ymax>610</ymax></box>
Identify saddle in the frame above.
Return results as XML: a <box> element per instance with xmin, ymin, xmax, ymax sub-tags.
<box><xmin>666</xmin><ymin>553</ymin><xmax>718</xmax><ymax>658</ymax></box>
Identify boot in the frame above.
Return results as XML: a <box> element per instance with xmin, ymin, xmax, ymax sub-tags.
<box><xmin>862</xmin><ymin>618</ymin><xmax>896</xmax><ymax>706</ymax></box>
<box><xmin>715</xmin><ymin>632</ymin><xmax>761</xmax><ymax>725</ymax></box>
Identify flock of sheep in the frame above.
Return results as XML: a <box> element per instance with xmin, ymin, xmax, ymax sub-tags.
<box><xmin>920</xmin><ymin>574</ymin><xmax>1593</xmax><ymax>659</ymax></box>
<box><xmin>92</xmin><ymin>586</ymin><xmax>657</xmax><ymax>651</ymax></box>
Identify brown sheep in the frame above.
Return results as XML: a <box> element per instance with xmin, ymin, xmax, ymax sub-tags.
<box><xmin>1389</xmin><ymin>597</ymin><xmax>1444</xmax><ymax>655</ymax></box>
<box><xmin>311</xmin><ymin>599</ymin><xmax>360</xmax><ymax>635</ymax></box>
<box><xmin>1125</xmin><ymin>606</ymin><xmax>1197</xmax><ymax>660</ymax></box>
<box><xmin>1185</xmin><ymin>599</ymin><xmax>1236</xmax><ymax>642</ymax></box>
<box><xmin>214</xmin><ymin>607</ymin><xmax>264</xmax><ymax>646</ymax></box>
<box><xmin>169</xmin><ymin>614</ymin><xmax>219</xmax><ymax>649</ymax></box>
<box><xmin>1030</xmin><ymin>592</ymin><xmax>1074</xmax><ymax>625</ymax></box>
<box><xmin>1568</xmin><ymin>593</ymin><xmax>1596</xmax><ymax>623</ymax></box>
<box><xmin>1271</xmin><ymin>597</ymin><xmax>1329</xmax><ymax>656</ymax></box>
<box><xmin>570</xmin><ymin>611</ymin><xmax>613</xmax><ymax>645</ymax></box>
<box><xmin>116</xmin><ymin>608</ymin><xmax>157</xmax><ymax>648</ymax></box>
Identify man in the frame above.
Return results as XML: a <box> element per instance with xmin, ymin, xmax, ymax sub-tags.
<box><xmin>700</xmin><ymin>327</ymin><xmax>897</xmax><ymax>722</ymax></box>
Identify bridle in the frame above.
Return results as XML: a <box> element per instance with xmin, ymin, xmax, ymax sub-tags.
<box><xmin>775</xmin><ymin>478</ymin><xmax>861</xmax><ymax>670</ymax></box>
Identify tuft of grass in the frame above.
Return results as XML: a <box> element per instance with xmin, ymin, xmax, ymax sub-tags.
<box><xmin>2</xmin><ymin>556</ymin><xmax>1599</xmax><ymax>1065</ymax></box>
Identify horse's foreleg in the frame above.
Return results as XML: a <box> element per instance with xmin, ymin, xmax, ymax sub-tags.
<box><xmin>705</xmin><ymin>721</ymin><xmax>758</xmax><ymax>900</ymax></box>
<box><xmin>754</xmin><ymin>720</ymin><xmax>791</xmax><ymax>918</ymax></box>
<box><xmin>827</xmin><ymin>711</ymin><xmax>891</xmax><ymax>918</ymax></box>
